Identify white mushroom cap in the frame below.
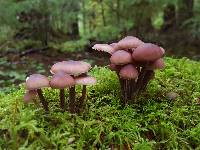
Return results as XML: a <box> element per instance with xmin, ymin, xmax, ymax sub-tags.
<box><xmin>25</xmin><ymin>74</ymin><xmax>49</xmax><ymax>90</ymax></box>
<box><xmin>75</xmin><ymin>76</ymin><xmax>96</xmax><ymax>85</ymax></box>
<box><xmin>50</xmin><ymin>60</ymin><xmax>91</xmax><ymax>76</ymax></box>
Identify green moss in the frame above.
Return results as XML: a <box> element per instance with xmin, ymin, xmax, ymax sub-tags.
<box><xmin>0</xmin><ymin>57</ymin><xmax>200</xmax><ymax>149</ymax></box>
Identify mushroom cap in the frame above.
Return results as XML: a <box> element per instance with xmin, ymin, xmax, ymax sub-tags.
<box><xmin>50</xmin><ymin>72</ymin><xmax>75</xmax><ymax>89</ymax></box>
<box><xmin>132</xmin><ymin>43</ymin><xmax>163</xmax><ymax>61</ymax></box>
<box><xmin>147</xmin><ymin>58</ymin><xmax>165</xmax><ymax>70</ymax></box>
<box><xmin>50</xmin><ymin>60</ymin><xmax>91</xmax><ymax>76</ymax></box>
<box><xmin>119</xmin><ymin>64</ymin><xmax>138</xmax><ymax>79</ymax></box>
<box><xmin>110</xmin><ymin>42</ymin><xmax>120</xmax><ymax>51</ymax></box>
<box><xmin>92</xmin><ymin>44</ymin><xmax>115</xmax><ymax>54</ymax></box>
<box><xmin>160</xmin><ymin>47</ymin><xmax>165</xmax><ymax>55</ymax></box>
<box><xmin>110</xmin><ymin>50</ymin><xmax>132</xmax><ymax>65</ymax></box>
<box><xmin>25</xmin><ymin>74</ymin><xmax>49</xmax><ymax>90</ymax></box>
<box><xmin>24</xmin><ymin>90</ymin><xmax>37</xmax><ymax>103</ymax></box>
<box><xmin>75</xmin><ymin>76</ymin><xmax>96</xmax><ymax>85</ymax></box>
<box><xmin>108</xmin><ymin>63</ymin><xmax>118</xmax><ymax>71</ymax></box>
<box><xmin>117</xmin><ymin>36</ymin><xmax>144</xmax><ymax>49</ymax></box>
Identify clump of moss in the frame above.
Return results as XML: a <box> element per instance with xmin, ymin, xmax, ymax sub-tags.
<box><xmin>0</xmin><ymin>57</ymin><xmax>200</xmax><ymax>149</ymax></box>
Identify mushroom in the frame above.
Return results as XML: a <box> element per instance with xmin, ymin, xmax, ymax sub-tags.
<box><xmin>50</xmin><ymin>60</ymin><xmax>91</xmax><ymax>76</ymax></box>
<box><xmin>24</xmin><ymin>90</ymin><xmax>37</xmax><ymax>104</ymax></box>
<box><xmin>25</xmin><ymin>74</ymin><xmax>49</xmax><ymax>111</ymax></box>
<box><xmin>92</xmin><ymin>36</ymin><xmax>165</xmax><ymax>105</ymax></box>
<box><xmin>110</xmin><ymin>50</ymin><xmax>132</xmax><ymax>65</ymax></box>
<box><xmin>132</xmin><ymin>43</ymin><xmax>165</xmax><ymax>94</ymax></box>
<box><xmin>119</xmin><ymin>64</ymin><xmax>139</xmax><ymax>104</ymax></box>
<box><xmin>50</xmin><ymin>60</ymin><xmax>92</xmax><ymax>113</ymax></box>
<box><xmin>110</xmin><ymin>42</ymin><xmax>120</xmax><ymax>51</ymax></box>
<box><xmin>75</xmin><ymin>76</ymin><xmax>96</xmax><ymax>110</ymax></box>
<box><xmin>92</xmin><ymin>44</ymin><xmax>115</xmax><ymax>54</ymax></box>
<box><xmin>117</xmin><ymin>36</ymin><xmax>144</xmax><ymax>50</ymax></box>
<box><xmin>50</xmin><ymin>72</ymin><xmax>75</xmax><ymax>111</ymax></box>
<box><xmin>132</xmin><ymin>43</ymin><xmax>164</xmax><ymax>62</ymax></box>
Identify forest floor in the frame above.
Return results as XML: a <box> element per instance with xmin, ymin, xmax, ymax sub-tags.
<box><xmin>0</xmin><ymin>57</ymin><xmax>200</xmax><ymax>149</ymax></box>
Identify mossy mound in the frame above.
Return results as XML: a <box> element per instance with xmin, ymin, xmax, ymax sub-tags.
<box><xmin>0</xmin><ymin>58</ymin><xmax>200</xmax><ymax>149</ymax></box>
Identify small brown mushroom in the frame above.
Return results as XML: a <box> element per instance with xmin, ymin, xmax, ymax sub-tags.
<box><xmin>25</xmin><ymin>74</ymin><xmax>49</xmax><ymax>111</ymax></box>
<box><xmin>75</xmin><ymin>76</ymin><xmax>96</xmax><ymax>110</ymax></box>
<box><xmin>50</xmin><ymin>72</ymin><xmax>75</xmax><ymax>111</ymax></box>
<box><xmin>110</xmin><ymin>50</ymin><xmax>132</xmax><ymax>65</ymax></box>
<box><xmin>50</xmin><ymin>60</ymin><xmax>92</xmax><ymax>113</ymax></box>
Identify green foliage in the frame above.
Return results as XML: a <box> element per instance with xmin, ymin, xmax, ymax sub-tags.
<box><xmin>0</xmin><ymin>58</ymin><xmax>200</xmax><ymax>149</ymax></box>
<box><xmin>0</xmin><ymin>58</ymin><xmax>45</xmax><ymax>93</ymax></box>
<box><xmin>59</xmin><ymin>39</ymin><xmax>89</xmax><ymax>52</ymax></box>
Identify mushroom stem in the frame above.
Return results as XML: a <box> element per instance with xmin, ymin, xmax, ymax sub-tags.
<box><xmin>60</xmin><ymin>89</ymin><xmax>65</xmax><ymax>111</ymax></box>
<box><xmin>138</xmin><ymin>70</ymin><xmax>155</xmax><ymax>92</ymax></box>
<box><xmin>69</xmin><ymin>86</ymin><xmax>76</xmax><ymax>113</ymax></box>
<box><xmin>79</xmin><ymin>85</ymin><xmax>87</xmax><ymax>108</ymax></box>
<box><xmin>133</xmin><ymin>64</ymin><xmax>148</xmax><ymax>101</ymax></box>
<box><xmin>36</xmin><ymin>89</ymin><xmax>49</xmax><ymax>111</ymax></box>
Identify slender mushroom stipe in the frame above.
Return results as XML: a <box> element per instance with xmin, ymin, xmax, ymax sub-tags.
<box><xmin>50</xmin><ymin>72</ymin><xmax>75</xmax><ymax>111</ymax></box>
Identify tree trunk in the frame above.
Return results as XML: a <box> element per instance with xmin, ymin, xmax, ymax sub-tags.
<box><xmin>161</xmin><ymin>4</ymin><xmax>176</xmax><ymax>31</ymax></box>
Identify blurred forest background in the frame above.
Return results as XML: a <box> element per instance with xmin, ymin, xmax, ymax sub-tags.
<box><xmin>0</xmin><ymin>0</ymin><xmax>200</xmax><ymax>92</ymax></box>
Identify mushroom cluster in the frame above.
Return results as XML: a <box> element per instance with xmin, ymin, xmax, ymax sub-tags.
<box><xmin>92</xmin><ymin>36</ymin><xmax>165</xmax><ymax>105</ymax></box>
<box><xmin>24</xmin><ymin>60</ymin><xmax>96</xmax><ymax>113</ymax></box>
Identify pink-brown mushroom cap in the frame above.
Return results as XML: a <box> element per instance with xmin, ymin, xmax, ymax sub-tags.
<box><xmin>25</xmin><ymin>74</ymin><xmax>49</xmax><ymax>90</ymax></box>
<box><xmin>50</xmin><ymin>60</ymin><xmax>91</xmax><ymax>76</ymax></box>
<box><xmin>117</xmin><ymin>36</ymin><xmax>144</xmax><ymax>49</ymax></box>
<box><xmin>110</xmin><ymin>42</ymin><xmax>120</xmax><ymax>51</ymax></box>
<box><xmin>108</xmin><ymin>63</ymin><xmax>118</xmax><ymax>71</ymax></box>
<box><xmin>147</xmin><ymin>58</ymin><xmax>165</xmax><ymax>70</ymax></box>
<box><xmin>24</xmin><ymin>90</ymin><xmax>37</xmax><ymax>103</ymax></box>
<box><xmin>132</xmin><ymin>43</ymin><xmax>163</xmax><ymax>61</ymax></box>
<box><xmin>50</xmin><ymin>72</ymin><xmax>75</xmax><ymax>89</ymax></box>
<box><xmin>110</xmin><ymin>50</ymin><xmax>132</xmax><ymax>65</ymax></box>
<box><xmin>119</xmin><ymin>64</ymin><xmax>139</xmax><ymax>79</ymax></box>
<box><xmin>92</xmin><ymin>44</ymin><xmax>115</xmax><ymax>54</ymax></box>
<box><xmin>75</xmin><ymin>76</ymin><xmax>96</xmax><ymax>85</ymax></box>
<box><xmin>160</xmin><ymin>47</ymin><xmax>165</xmax><ymax>55</ymax></box>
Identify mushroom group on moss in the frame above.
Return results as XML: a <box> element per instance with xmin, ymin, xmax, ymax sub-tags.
<box><xmin>93</xmin><ymin>36</ymin><xmax>165</xmax><ymax>105</ymax></box>
<box><xmin>24</xmin><ymin>60</ymin><xmax>96</xmax><ymax>113</ymax></box>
